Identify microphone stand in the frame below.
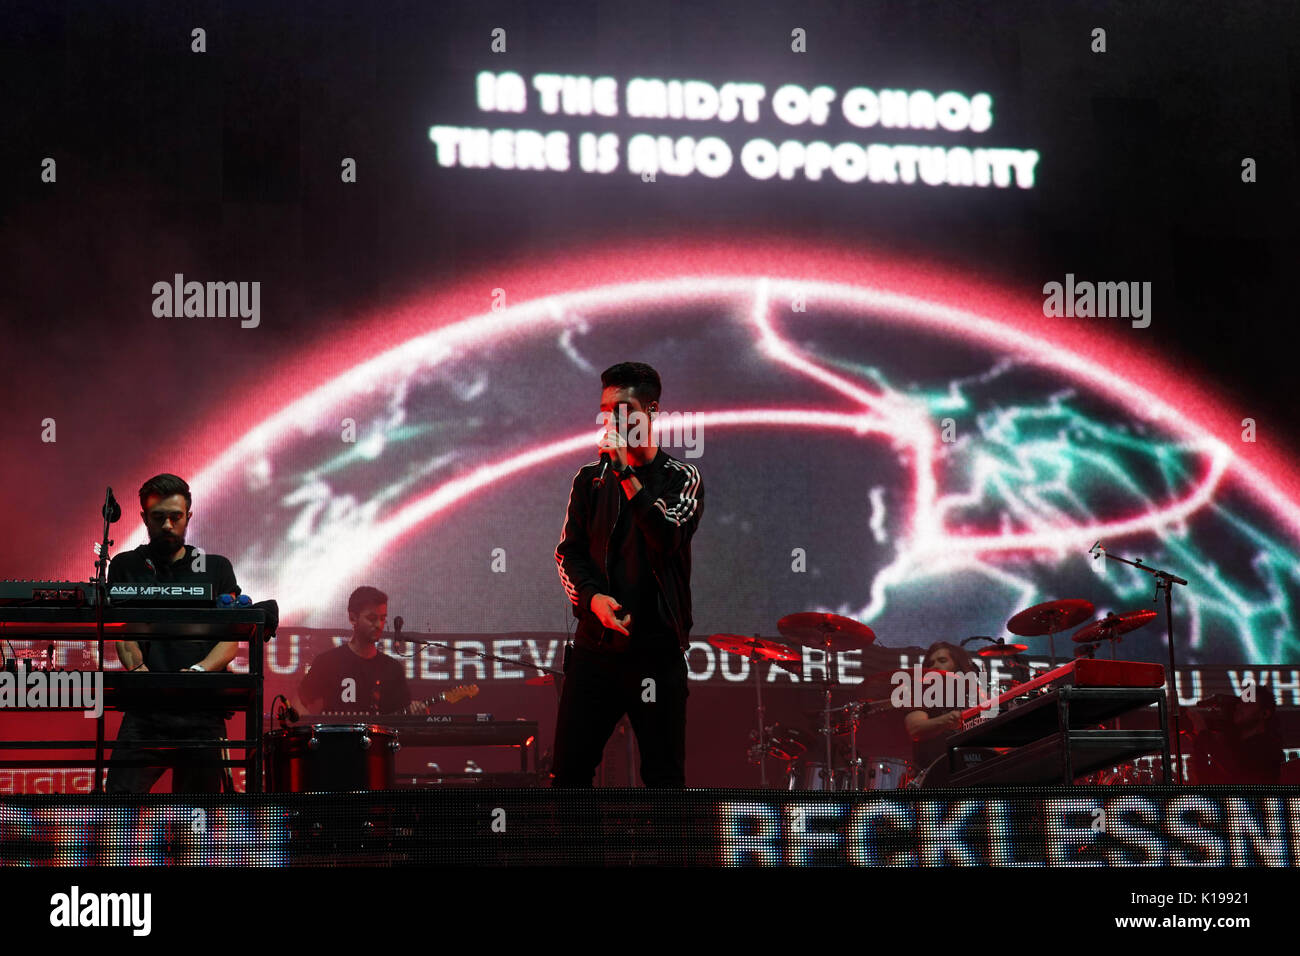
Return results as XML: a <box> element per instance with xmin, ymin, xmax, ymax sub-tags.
<box><xmin>1092</xmin><ymin>543</ymin><xmax>1188</xmax><ymax>783</ymax></box>
<box><xmin>92</xmin><ymin>487</ymin><xmax>120</xmax><ymax>794</ymax></box>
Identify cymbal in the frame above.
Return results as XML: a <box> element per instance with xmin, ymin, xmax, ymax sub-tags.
<box><xmin>777</xmin><ymin>612</ymin><xmax>877</xmax><ymax>651</ymax></box>
<box><xmin>1007</xmin><ymin>599</ymin><xmax>1095</xmax><ymax>637</ymax></box>
<box><xmin>1072</xmin><ymin>609</ymin><xmax>1158</xmax><ymax>643</ymax></box>
<box><xmin>708</xmin><ymin>633</ymin><xmax>801</xmax><ymax>662</ymax></box>
<box><xmin>525</xmin><ymin>674</ymin><xmax>557</xmax><ymax>686</ymax></box>
<box><xmin>976</xmin><ymin>641</ymin><xmax>1029</xmax><ymax>658</ymax></box>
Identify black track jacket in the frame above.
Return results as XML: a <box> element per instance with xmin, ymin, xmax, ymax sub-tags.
<box><xmin>555</xmin><ymin>449</ymin><xmax>704</xmax><ymax>652</ymax></box>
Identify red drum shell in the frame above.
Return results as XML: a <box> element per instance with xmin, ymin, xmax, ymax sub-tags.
<box><xmin>265</xmin><ymin>723</ymin><xmax>398</xmax><ymax>792</ymax></box>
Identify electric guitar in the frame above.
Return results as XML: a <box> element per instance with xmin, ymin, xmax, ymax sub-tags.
<box><xmin>408</xmin><ymin>684</ymin><xmax>479</xmax><ymax>714</ymax></box>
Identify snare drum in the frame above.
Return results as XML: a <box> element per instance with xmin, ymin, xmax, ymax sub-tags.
<box><xmin>264</xmin><ymin>723</ymin><xmax>400</xmax><ymax>792</ymax></box>
<box><xmin>864</xmin><ymin>757</ymin><xmax>911</xmax><ymax>790</ymax></box>
<box><xmin>788</xmin><ymin>761</ymin><xmax>851</xmax><ymax>791</ymax></box>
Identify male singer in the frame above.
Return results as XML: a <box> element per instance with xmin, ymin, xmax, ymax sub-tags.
<box><xmin>553</xmin><ymin>362</ymin><xmax>704</xmax><ymax>787</ymax></box>
<box><xmin>106</xmin><ymin>473</ymin><xmax>241</xmax><ymax>793</ymax></box>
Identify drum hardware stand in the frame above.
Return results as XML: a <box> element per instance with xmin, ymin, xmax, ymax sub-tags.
<box><xmin>740</xmin><ymin>636</ymin><xmax>771</xmax><ymax>787</ymax></box>
<box><xmin>1091</xmin><ymin>542</ymin><xmax>1189</xmax><ymax>783</ymax></box>
<box><xmin>844</xmin><ymin>701</ymin><xmax>863</xmax><ymax>790</ymax></box>
<box><xmin>815</xmin><ymin>669</ymin><xmax>837</xmax><ymax>790</ymax></box>
<box><xmin>827</xmin><ymin>698</ymin><xmax>892</xmax><ymax>789</ymax></box>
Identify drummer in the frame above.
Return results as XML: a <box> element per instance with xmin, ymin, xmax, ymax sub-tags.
<box><xmin>291</xmin><ymin>586</ymin><xmax>429</xmax><ymax>717</ymax></box>
<box><xmin>902</xmin><ymin>641</ymin><xmax>979</xmax><ymax>773</ymax></box>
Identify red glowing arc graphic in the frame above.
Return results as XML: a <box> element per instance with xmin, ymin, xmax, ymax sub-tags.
<box><xmin>123</xmin><ymin>238</ymin><xmax>1300</xmax><ymax>618</ymax></box>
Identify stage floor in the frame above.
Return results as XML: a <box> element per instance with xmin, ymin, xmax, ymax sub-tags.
<box><xmin>3</xmin><ymin>786</ymin><xmax>1299</xmax><ymax>867</ymax></box>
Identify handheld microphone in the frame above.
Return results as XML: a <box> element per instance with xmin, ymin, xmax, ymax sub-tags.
<box><xmin>394</xmin><ymin>615</ymin><xmax>405</xmax><ymax>654</ymax></box>
<box><xmin>593</xmin><ymin>449</ymin><xmax>613</xmax><ymax>488</ymax></box>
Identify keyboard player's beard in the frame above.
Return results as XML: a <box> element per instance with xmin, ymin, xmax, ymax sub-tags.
<box><xmin>147</xmin><ymin>532</ymin><xmax>185</xmax><ymax>562</ymax></box>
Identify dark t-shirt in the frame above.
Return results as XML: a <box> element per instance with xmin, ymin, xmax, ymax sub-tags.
<box><xmin>909</xmin><ymin>706</ymin><xmax>956</xmax><ymax>769</ymax></box>
<box><xmin>300</xmin><ymin>645</ymin><xmax>412</xmax><ymax>714</ymax></box>
<box><xmin>107</xmin><ymin>543</ymin><xmax>240</xmax><ymax>673</ymax></box>
<box><xmin>909</xmin><ymin>705</ymin><xmax>999</xmax><ymax>785</ymax></box>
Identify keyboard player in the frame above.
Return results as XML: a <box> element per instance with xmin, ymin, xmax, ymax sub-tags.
<box><xmin>903</xmin><ymin>641</ymin><xmax>976</xmax><ymax>786</ymax></box>
<box><xmin>106</xmin><ymin>473</ymin><xmax>241</xmax><ymax>794</ymax></box>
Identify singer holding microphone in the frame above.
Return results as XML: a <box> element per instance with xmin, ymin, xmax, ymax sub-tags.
<box><xmin>106</xmin><ymin>473</ymin><xmax>242</xmax><ymax>793</ymax></box>
<box><xmin>553</xmin><ymin>362</ymin><xmax>704</xmax><ymax>787</ymax></box>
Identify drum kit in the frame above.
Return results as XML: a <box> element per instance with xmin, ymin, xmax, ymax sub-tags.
<box><xmin>716</xmin><ymin>614</ymin><xmax>901</xmax><ymax>790</ymax></box>
<box><xmin>712</xmin><ymin>596</ymin><xmax>1164</xmax><ymax>791</ymax></box>
<box><xmin>258</xmin><ymin>597</ymin><xmax>1163</xmax><ymax>793</ymax></box>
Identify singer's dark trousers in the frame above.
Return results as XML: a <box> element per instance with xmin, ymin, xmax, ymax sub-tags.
<box><xmin>106</xmin><ymin>712</ymin><xmax>228</xmax><ymax>794</ymax></box>
<box><xmin>551</xmin><ymin>640</ymin><xmax>689</xmax><ymax>788</ymax></box>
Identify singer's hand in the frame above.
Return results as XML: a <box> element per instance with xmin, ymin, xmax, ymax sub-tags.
<box><xmin>598</xmin><ymin>430</ymin><xmax>629</xmax><ymax>470</ymax></box>
<box><xmin>590</xmin><ymin>594</ymin><xmax>632</xmax><ymax>635</ymax></box>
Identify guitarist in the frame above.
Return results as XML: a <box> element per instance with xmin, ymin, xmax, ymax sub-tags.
<box><xmin>293</xmin><ymin>586</ymin><xmax>429</xmax><ymax>716</ymax></box>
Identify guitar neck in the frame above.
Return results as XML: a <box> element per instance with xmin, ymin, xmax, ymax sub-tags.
<box><xmin>422</xmin><ymin>684</ymin><xmax>477</xmax><ymax>707</ymax></box>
